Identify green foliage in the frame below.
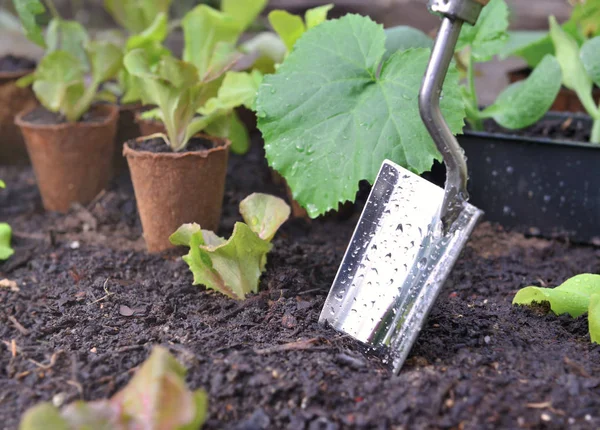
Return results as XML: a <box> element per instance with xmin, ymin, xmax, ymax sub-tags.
<box><xmin>104</xmin><ymin>0</ymin><xmax>173</xmax><ymax>34</ymax></box>
<box><xmin>581</xmin><ymin>36</ymin><xmax>600</xmax><ymax>87</ymax></box>
<box><xmin>0</xmin><ymin>181</ymin><xmax>14</xmax><ymax>261</ymax></box>
<box><xmin>456</xmin><ymin>0</ymin><xmax>509</xmax><ymax>61</ymax></box>
<box><xmin>46</xmin><ymin>19</ymin><xmax>89</xmax><ymax>68</ymax></box>
<box><xmin>19</xmin><ymin>346</ymin><xmax>208</xmax><ymax>430</ymax></box>
<box><xmin>256</xmin><ymin>14</ymin><xmax>464</xmax><ymax>218</ymax></box>
<box><xmin>11</xmin><ymin>0</ymin><xmax>45</xmax><ymax>47</ymax></box>
<box><xmin>513</xmin><ymin>274</ymin><xmax>600</xmax><ymax>344</ymax></box>
<box><xmin>170</xmin><ymin>193</ymin><xmax>290</xmax><ymax>300</ymax></box>
<box><xmin>383</xmin><ymin>26</ymin><xmax>432</xmax><ymax>60</ymax></box>
<box><xmin>222</xmin><ymin>0</ymin><xmax>267</xmax><ymax>32</ymax></box>
<box><xmin>268</xmin><ymin>4</ymin><xmax>333</xmax><ymax>53</ymax></box>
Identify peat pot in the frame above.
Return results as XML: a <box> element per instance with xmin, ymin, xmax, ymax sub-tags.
<box><xmin>508</xmin><ymin>68</ymin><xmax>600</xmax><ymax>114</ymax></box>
<box><xmin>123</xmin><ymin>135</ymin><xmax>231</xmax><ymax>253</ymax></box>
<box><xmin>454</xmin><ymin>112</ymin><xmax>600</xmax><ymax>244</ymax></box>
<box><xmin>0</xmin><ymin>58</ymin><xmax>37</xmax><ymax>165</ymax></box>
<box><xmin>15</xmin><ymin>104</ymin><xmax>118</xmax><ymax>212</ymax></box>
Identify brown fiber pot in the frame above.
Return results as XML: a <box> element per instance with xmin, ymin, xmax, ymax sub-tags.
<box><xmin>0</xmin><ymin>69</ymin><xmax>38</xmax><ymax>165</ymax></box>
<box><xmin>15</xmin><ymin>104</ymin><xmax>118</xmax><ymax>212</ymax></box>
<box><xmin>508</xmin><ymin>68</ymin><xmax>600</xmax><ymax>113</ymax></box>
<box><xmin>112</xmin><ymin>103</ymin><xmax>144</xmax><ymax>175</ymax></box>
<box><xmin>123</xmin><ymin>135</ymin><xmax>231</xmax><ymax>253</ymax></box>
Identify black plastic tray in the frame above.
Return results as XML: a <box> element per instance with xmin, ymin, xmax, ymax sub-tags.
<box><xmin>431</xmin><ymin>113</ymin><xmax>600</xmax><ymax>244</ymax></box>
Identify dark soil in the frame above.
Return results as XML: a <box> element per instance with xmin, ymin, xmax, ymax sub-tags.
<box><xmin>479</xmin><ymin>116</ymin><xmax>592</xmax><ymax>143</ymax></box>
<box><xmin>21</xmin><ymin>105</ymin><xmax>108</xmax><ymax>126</ymax></box>
<box><xmin>0</xmin><ymin>55</ymin><xmax>35</xmax><ymax>73</ymax></box>
<box><xmin>128</xmin><ymin>136</ymin><xmax>216</xmax><ymax>154</ymax></box>
<box><xmin>1</xmin><ymin>134</ymin><xmax>600</xmax><ymax>430</ymax></box>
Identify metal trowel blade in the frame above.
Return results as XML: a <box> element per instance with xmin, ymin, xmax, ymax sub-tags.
<box><xmin>319</xmin><ymin>159</ymin><xmax>483</xmax><ymax>374</ymax></box>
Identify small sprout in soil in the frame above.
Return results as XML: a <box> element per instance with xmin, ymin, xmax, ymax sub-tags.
<box><xmin>513</xmin><ymin>273</ymin><xmax>600</xmax><ymax>344</ymax></box>
<box><xmin>12</xmin><ymin>0</ymin><xmax>122</xmax><ymax>122</ymax></box>
<box><xmin>19</xmin><ymin>346</ymin><xmax>208</xmax><ymax>430</ymax></box>
<box><xmin>256</xmin><ymin>14</ymin><xmax>464</xmax><ymax>218</ymax></box>
<box><xmin>456</xmin><ymin>0</ymin><xmax>562</xmax><ymax>132</ymax></box>
<box><xmin>170</xmin><ymin>193</ymin><xmax>290</xmax><ymax>300</ymax></box>
<box><xmin>0</xmin><ymin>180</ymin><xmax>14</xmax><ymax>261</ymax></box>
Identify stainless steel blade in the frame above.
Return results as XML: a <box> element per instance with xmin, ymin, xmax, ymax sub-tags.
<box><xmin>319</xmin><ymin>159</ymin><xmax>482</xmax><ymax>374</ymax></box>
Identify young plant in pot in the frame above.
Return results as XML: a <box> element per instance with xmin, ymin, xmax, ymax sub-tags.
<box><xmin>499</xmin><ymin>0</ymin><xmax>600</xmax><ymax>113</ymax></box>
<box><xmin>12</xmin><ymin>0</ymin><xmax>123</xmax><ymax>213</ymax></box>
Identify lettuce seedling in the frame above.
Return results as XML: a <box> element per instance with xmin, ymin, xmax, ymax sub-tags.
<box><xmin>513</xmin><ymin>274</ymin><xmax>600</xmax><ymax>344</ymax></box>
<box><xmin>19</xmin><ymin>346</ymin><xmax>208</xmax><ymax>430</ymax></box>
<box><xmin>0</xmin><ymin>180</ymin><xmax>14</xmax><ymax>261</ymax></box>
<box><xmin>104</xmin><ymin>0</ymin><xmax>173</xmax><ymax>35</ymax></box>
<box><xmin>13</xmin><ymin>0</ymin><xmax>122</xmax><ymax>122</ymax></box>
<box><xmin>170</xmin><ymin>193</ymin><xmax>290</xmax><ymax>300</ymax></box>
<box><xmin>456</xmin><ymin>0</ymin><xmax>562</xmax><ymax>131</ymax></box>
<box><xmin>256</xmin><ymin>14</ymin><xmax>464</xmax><ymax>218</ymax></box>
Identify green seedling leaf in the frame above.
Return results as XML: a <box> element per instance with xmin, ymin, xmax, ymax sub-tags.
<box><xmin>202</xmin><ymin>70</ymin><xmax>262</xmax><ymax>114</ymax></box>
<box><xmin>182</xmin><ymin>5</ymin><xmax>241</xmax><ymax>78</ymax></box>
<box><xmin>581</xmin><ymin>36</ymin><xmax>600</xmax><ymax>87</ymax></box>
<box><xmin>0</xmin><ymin>223</ymin><xmax>14</xmax><ymax>260</ymax></box>
<box><xmin>170</xmin><ymin>194</ymin><xmax>290</xmax><ymax>300</ymax></box>
<box><xmin>256</xmin><ymin>14</ymin><xmax>464</xmax><ymax>217</ymax></box>
<box><xmin>384</xmin><ymin>25</ymin><xmax>432</xmax><ymax>60</ymax></box>
<box><xmin>568</xmin><ymin>0</ymin><xmax>600</xmax><ymax>39</ymax></box>
<box><xmin>305</xmin><ymin>4</ymin><xmax>333</xmax><ymax>29</ymax></box>
<box><xmin>268</xmin><ymin>10</ymin><xmax>305</xmax><ymax>52</ymax></box>
<box><xmin>240</xmin><ymin>32</ymin><xmax>287</xmax><ymax>73</ymax></box>
<box><xmin>11</xmin><ymin>0</ymin><xmax>46</xmax><ymax>47</ymax></box>
<box><xmin>239</xmin><ymin>193</ymin><xmax>291</xmax><ymax>242</ymax></box>
<box><xmin>204</xmin><ymin>112</ymin><xmax>250</xmax><ymax>154</ymax></box>
<box><xmin>104</xmin><ymin>0</ymin><xmax>173</xmax><ymax>35</ymax></box>
<box><xmin>126</xmin><ymin>13</ymin><xmax>168</xmax><ymax>50</ymax></box>
<box><xmin>19</xmin><ymin>346</ymin><xmax>207</xmax><ymax>430</ymax></box>
<box><xmin>87</xmin><ymin>41</ymin><xmax>123</xmax><ymax>84</ymax></box>
<box><xmin>590</xmin><ymin>294</ymin><xmax>600</xmax><ymax>344</ymax></box>
<box><xmin>499</xmin><ymin>30</ymin><xmax>553</xmax><ymax>67</ymax></box>
<box><xmin>46</xmin><ymin>19</ymin><xmax>90</xmax><ymax>69</ymax></box>
<box><xmin>549</xmin><ymin>16</ymin><xmax>593</xmax><ymax>101</ymax></box>
<box><xmin>456</xmin><ymin>0</ymin><xmax>509</xmax><ymax>61</ymax></box>
<box><xmin>222</xmin><ymin>0</ymin><xmax>267</xmax><ymax>32</ymax></box>
<box><xmin>0</xmin><ymin>180</ymin><xmax>5</xmax><ymax>188</ymax></box>
<box><xmin>513</xmin><ymin>274</ymin><xmax>600</xmax><ymax>318</ymax></box>
<box><xmin>481</xmin><ymin>55</ymin><xmax>562</xmax><ymax>129</ymax></box>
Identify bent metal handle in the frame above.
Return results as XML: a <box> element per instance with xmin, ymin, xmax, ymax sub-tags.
<box><xmin>419</xmin><ymin>0</ymin><xmax>488</xmax><ymax>229</ymax></box>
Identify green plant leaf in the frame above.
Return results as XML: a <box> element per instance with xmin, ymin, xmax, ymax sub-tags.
<box><xmin>59</xmin><ymin>401</ymin><xmax>119</xmax><ymax>429</ymax></box>
<box><xmin>46</xmin><ymin>19</ymin><xmax>90</xmax><ymax>69</ymax></box>
<box><xmin>567</xmin><ymin>0</ymin><xmax>600</xmax><ymax>39</ymax></box>
<box><xmin>0</xmin><ymin>180</ymin><xmax>5</xmax><ymax>188</ymax></box>
<box><xmin>11</xmin><ymin>0</ymin><xmax>46</xmax><ymax>47</ymax></box>
<box><xmin>256</xmin><ymin>15</ymin><xmax>464</xmax><ymax>217</ymax></box>
<box><xmin>239</xmin><ymin>193</ymin><xmax>291</xmax><ymax>242</ymax></box>
<box><xmin>240</xmin><ymin>32</ymin><xmax>287</xmax><ymax>73</ymax></box>
<box><xmin>549</xmin><ymin>16</ymin><xmax>593</xmax><ymax>99</ymax></box>
<box><xmin>581</xmin><ymin>36</ymin><xmax>600</xmax><ymax>87</ymax></box>
<box><xmin>171</xmin><ymin>194</ymin><xmax>290</xmax><ymax>300</ymax></box>
<box><xmin>222</xmin><ymin>0</ymin><xmax>267</xmax><ymax>32</ymax></box>
<box><xmin>513</xmin><ymin>274</ymin><xmax>600</xmax><ymax>318</ymax></box>
<box><xmin>104</xmin><ymin>0</ymin><xmax>173</xmax><ymax>34</ymax></box>
<box><xmin>182</xmin><ymin>5</ymin><xmax>241</xmax><ymax>78</ymax></box>
<box><xmin>0</xmin><ymin>223</ymin><xmax>14</xmax><ymax>260</ymax></box>
<box><xmin>384</xmin><ymin>25</ymin><xmax>432</xmax><ymax>60</ymax></box>
<box><xmin>202</xmin><ymin>70</ymin><xmax>262</xmax><ymax>114</ymax></box>
<box><xmin>126</xmin><ymin>12</ymin><xmax>168</xmax><ymax>50</ymax></box>
<box><xmin>590</xmin><ymin>293</ymin><xmax>600</xmax><ymax>344</ymax></box>
<box><xmin>86</xmin><ymin>41</ymin><xmax>123</xmax><ymax>84</ymax></box>
<box><xmin>204</xmin><ymin>112</ymin><xmax>250</xmax><ymax>154</ymax></box>
<box><xmin>268</xmin><ymin>10</ymin><xmax>305</xmax><ymax>52</ymax></box>
<box><xmin>19</xmin><ymin>403</ymin><xmax>69</xmax><ymax>430</ymax></box>
<box><xmin>456</xmin><ymin>0</ymin><xmax>509</xmax><ymax>61</ymax></box>
<box><xmin>481</xmin><ymin>55</ymin><xmax>562</xmax><ymax>129</ymax></box>
<box><xmin>499</xmin><ymin>30</ymin><xmax>553</xmax><ymax>67</ymax></box>
<box><xmin>305</xmin><ymin>4</ymin><xmax>333</xmax><ymax>29</ymax></box>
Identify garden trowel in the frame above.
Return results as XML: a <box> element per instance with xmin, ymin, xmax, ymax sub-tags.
<box><xmin>319</xmin><ymin>0</ymin><xmax>488</xmax><ymax>375</ymax></box>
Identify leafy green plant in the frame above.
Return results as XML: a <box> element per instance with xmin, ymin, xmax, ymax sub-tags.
<box><xmin>456</xmin><ymin>0</ymin><xmax>562</xmax><ymax>131</ymax></box>
<box><xmin>0</xmin><ymin>180</ymin><xmax>14</xmax><ymax>261</ymax></box>
<box><xmin>19</xmin><ymin>346</ymin><xmax>208</xmax><ymax>430</ymax></box>
<box><xmin>256</xmin><ymin>14</ymin><xmax>464</xmax><ymax>218</ymax></box>
<box><xmin>170</xmin><ymin>193</ymin><xmax>290</xmax><ymax>300</ymax></box>
<box><xmin>12</xmin><ymin>0</ymin><xmax>122</xmax><ymax>122</ymax></box>
<box><xmin>513</xmin><ymin>274</ymin><xmax>600</xmax><ymax>344</ymax></box>
<box><xmin>104</xmin><ymin>0</ymin><xmax>173</xmax><ymax>35</ymax></box>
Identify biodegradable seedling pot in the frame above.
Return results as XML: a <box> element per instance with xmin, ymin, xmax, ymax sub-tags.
<box><xmin>0</xmin><ymin>59</ymin><xmax>38</xmax><ymax>165</ymax></box>
<box><xmin>123</xmin><ymin>135</ymin><xmax>231</xmax><ymax>253</ymax></box>
<box><xmin>15</xmin><ymin>104</ymin><xmax>119</xmax><ymax>212</ymax></box>
<box><xmin>431</xmin><ymin>112</ymin><xmax>600</xmax><ymax>244</ymax></box>
<box><xmin>508</xmin><ymin>68</ymin><xmax>600</xmax><ymax>114</ymax></box>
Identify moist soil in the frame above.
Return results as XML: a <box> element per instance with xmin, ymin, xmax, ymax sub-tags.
<box><xmin>128</xmin><ymin>137</ymin><xmax>216</xmax><ymax>154</ymax></box>
<box><xmin>0</xmin><ymin>55</ymin><xmax>35</xmax><ymax>73</ymax></box>
<box><xmin>1</xmin><ymin>133</ymin><xmax>599</xmax><ymax>430</ymax></box>
<box><xmin>480</xmin><ymin>116</ymin><xmax>592</xmax><ymax>143</ymax></box>
<box><xmin>21</xmin><ymin>105</ymin><xmax>109</xmax><ymax>126</ymax></box>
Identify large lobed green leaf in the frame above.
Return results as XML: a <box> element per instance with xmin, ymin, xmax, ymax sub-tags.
<box><xmin>170</xmin><ymin>193</ymin><xmax>290</xmax><ymax>300</ymax></box>
<box><xmin>456</xmin><ymin>0</ymin><xmax>509</xmax><ymax>61</ymax></box>
<box><xmin>384</xmin><ymin>25</ymin><xmax>432</xmax><ymax>61</ymax></box>
<box><xmin>481</xmin><ymin>55</ymin><xmax>562</xmax><ymax>129</ymax></box>
<box><xmin>11</xmin><ymin>0</ymin><xmax>45</xmax><ymax>47</ymax></box>
<box><xmin>20</xmin><ymin>346</ymin><xmax>208</xmax><ymax>430</ymax></box>
<box><xmin>256</xmin><ymin>14</ymin><xmax>464</xmax><ymax>218</ymax></box>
